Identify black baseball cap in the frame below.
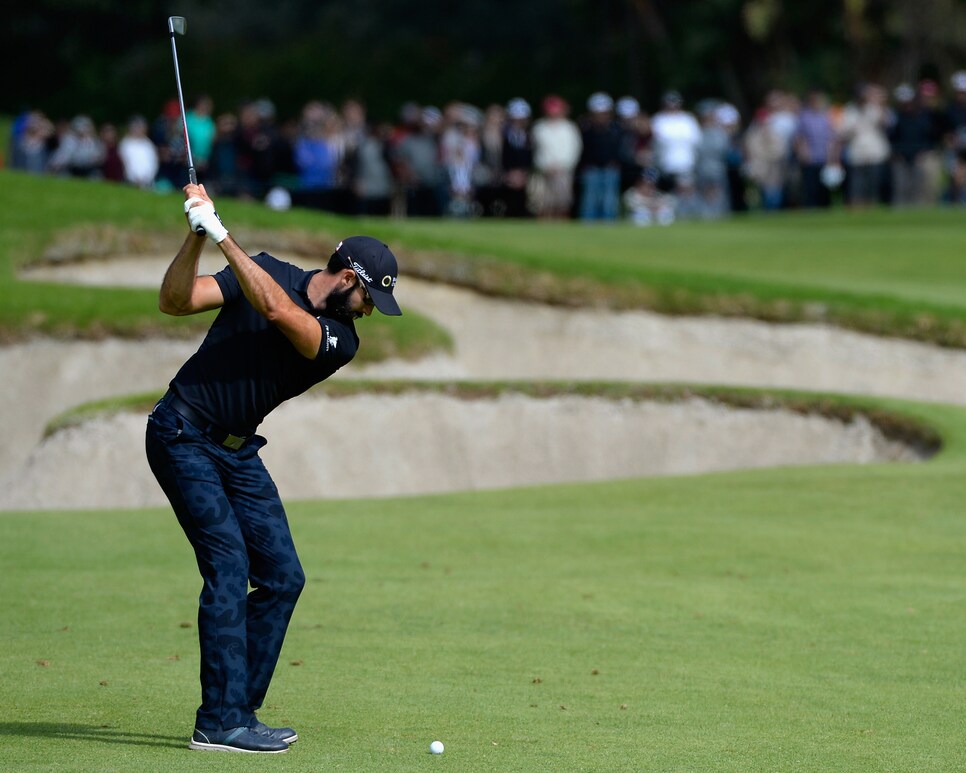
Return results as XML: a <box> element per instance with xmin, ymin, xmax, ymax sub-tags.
<box><xmin>333</xmin><ymin>236</ymin><xmax>402</xmax><ymax>316</ymax></box>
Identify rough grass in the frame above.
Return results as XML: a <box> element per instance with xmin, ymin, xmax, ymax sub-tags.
<box><xmin>0</xmin><ymin>171</ymin><xmax>450</xmax><ymax>362</ymax></box>
<box><xmin>5</xmin><ymin>170</ymin><xmax>966</xmax><ymax>348</ymax></box>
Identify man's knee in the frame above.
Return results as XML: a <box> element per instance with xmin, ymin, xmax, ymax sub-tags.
<box><xmin>253</xmin><ymin>565</ymin><xmax>304</xmax><ymax>602</ymax></box>
<box><xmin>280</xmin><ymin>569</ymin><xmax>305</xmax><ymax>601</ymax></box>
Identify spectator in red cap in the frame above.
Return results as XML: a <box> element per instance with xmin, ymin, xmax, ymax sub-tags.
<box><xmin>530</xmin><ymin>95</ymin><xmax>582</xmax><ymax>219</ymax></box>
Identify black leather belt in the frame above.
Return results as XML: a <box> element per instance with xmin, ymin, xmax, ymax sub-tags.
<box><xmin>166</xmin><ymin>393</ymin><xmax>249</xmax><ymax>451</ymax></box>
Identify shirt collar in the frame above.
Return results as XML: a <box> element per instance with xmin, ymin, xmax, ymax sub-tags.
<box><xmin>297</xmin><ymin>268</ymin><xmax>322</xmax><ymax>305</ymax></box>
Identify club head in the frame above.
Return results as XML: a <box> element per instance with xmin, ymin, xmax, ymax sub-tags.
<box><xmin>168</xmin><ymin>16</ymin><xmax>186</xmax><ymax>35</ymax></box>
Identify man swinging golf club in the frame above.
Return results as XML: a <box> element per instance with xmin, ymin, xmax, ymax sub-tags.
<box><xmin>145</xmin><ymin>181</ymin><xmax>402</xmax><ymax>753</ymax></box>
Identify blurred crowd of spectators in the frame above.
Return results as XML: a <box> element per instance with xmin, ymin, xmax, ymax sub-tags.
<box><xmin>8</xmin><ymin>72</ymin><xmax>966</xmax><ymax>225</ymax></box>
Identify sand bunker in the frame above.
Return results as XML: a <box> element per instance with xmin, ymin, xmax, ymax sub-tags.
<box><xmin>0</xmin><ymin>393</ymin><xmax>919</xmax><ymax>511</ymax></box>
<box><xmin>3</xmin><ymin>252</ymin><xmax>963</xmax><ymax>510</ymax></box>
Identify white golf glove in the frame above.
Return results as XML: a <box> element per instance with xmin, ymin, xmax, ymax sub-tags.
<box><xmin>184</xmin><ymin>197</ymin><xmax>229</xmax><ymax>244</ymax></box>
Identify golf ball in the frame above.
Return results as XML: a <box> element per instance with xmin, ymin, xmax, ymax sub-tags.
<box><xmin>430</xmin><ymin>740</ymin><xmax>445</xmax><ymax>754</ymax></box>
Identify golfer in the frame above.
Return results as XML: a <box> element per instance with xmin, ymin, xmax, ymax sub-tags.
<box><xmin>146</xmin><ymin>183</ymin><xmax>402</xmax><ymax>753</ymax></box>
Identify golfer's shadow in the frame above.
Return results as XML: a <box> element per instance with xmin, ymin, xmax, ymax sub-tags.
<box><xmin>0</xmin><ymin>722</ymin><xmax>185</xmax><ymax>749</ymax></box>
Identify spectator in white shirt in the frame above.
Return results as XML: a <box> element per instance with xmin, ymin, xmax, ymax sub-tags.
<box><xmin>650</xmin><ymin>90</ymin><xmax>702</xmax><ymax>189</ymax></box>
<box><xmin>118</xmin><ymin>115</ymin><xmax>160</xmax><ymax>189</ymax></box>
<box><xmin>530</xmin><ymin>94</ymin><xmax>583</xmax><ymax>219</ymax></box>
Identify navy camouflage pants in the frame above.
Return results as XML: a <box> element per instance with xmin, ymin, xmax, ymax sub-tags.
<box><xmin>145</xmin><ymin>396</ymin><xmax>305</xmax><ymax>730</ymax></box>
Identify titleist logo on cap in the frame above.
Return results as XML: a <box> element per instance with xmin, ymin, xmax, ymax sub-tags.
<box><xmin>350</xmin><ymin>261</ymin><xmax>373</xmax><ymax>283</ymax></box>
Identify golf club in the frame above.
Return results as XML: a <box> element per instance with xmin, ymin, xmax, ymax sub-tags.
<box><xmin>167</xmin><ymin>15</ymin><xmax>205</xmax><ymax>235</ymax></box>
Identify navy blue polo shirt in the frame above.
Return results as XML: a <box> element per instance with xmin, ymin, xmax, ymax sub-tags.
<box><xmin>169</xmin><ymin>252</ymin><xmax>358</xmax><ymax>435</ymax></box>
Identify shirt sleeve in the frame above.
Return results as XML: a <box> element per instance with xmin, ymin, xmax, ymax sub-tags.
<box><xmin>211</xmin><ymin>263</ymin><xmax>241</xmax><ymax>303</ymax></box>
<box><xmin>211</xmin><ymin>252</ymin><xmax>275</xmax><ymax>304</ymax></box>
<box><xmin>315</xmin><ymin>316</ymin><xmax>358</xmax><ymax>364</ymax></box>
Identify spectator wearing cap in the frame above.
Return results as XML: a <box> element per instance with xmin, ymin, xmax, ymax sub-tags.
<box><xmin>440</xmin><ymin>102</ymin><xmax>483</xmax><ymax>217</ymax></box>
<box><xmin>47</xmin><ymin>114</ymin><xmax>106</xmax><ymax>179</ymax></box>
<box><xmin>693</xmin><ymin>101</ymin><xmax>731</xmax><ymax>218</ymax></box>
<box><xmin>837</xmin><ymin>82</ymin><xmax>892</xmax><ymax>207</ymax></box>
<box><xmin>715</xmin><ymin>103</ymin><xmax>749</xmax><ymax>212</ymax></box>
<box><xmin>577</xmin><ymin>91</ymin><xmax>623</xmax><ymax>221</ymax></box>
<box><xmin>794</xmin><ymin>89</ymin><xmax>839</xmax><ymax>208</ymax></box>
<box><xmin>650</xmin><ymin>90</ymin><xmax>702</xmax><ymax>192</ymax></box>
<box><xmin>530</xmin><ymin>94</ymin><xmax>583</xmax><ymax>219</ymax></box>
<box><xmin>888</xmin><ymin>83</ymin><xmax>940</xmax><ymax>206</ymax></box>
<box><xmin>390</xmin><ymin>105</ymin><xmax>446</xmax><ymax>216</ymax></box>
<box><xmin>499</xmin><ymin>98</ymin><xmax>534</xmax><ymax>217</ymax></box>
<box><xmin>615</xmin><ymin>96</ymin><xmax>651</xmax><ymax>193</ymax></box>
<box><xmin>151</xmin><ymin>99</ymin><xmax>189</xmax><ymax>191</ymax></box>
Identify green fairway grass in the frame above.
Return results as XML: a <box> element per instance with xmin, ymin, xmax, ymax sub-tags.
<box><xmin>3</xmin><ymin>172</ymin><xmax>966</xmax><ymax>771</ymax></box>
<box><xmin>1</xmin><ymin>397</ymin><xmax>965</xmax><ymax>772</ymax></box>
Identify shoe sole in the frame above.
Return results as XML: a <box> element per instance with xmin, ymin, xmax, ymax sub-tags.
<box><xmin>189</xmin><ymin>740</ymin><xmax>288</xmax><ymax>754</ymax></box>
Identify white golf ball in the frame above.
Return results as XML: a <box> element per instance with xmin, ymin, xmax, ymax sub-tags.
<box><xmin>430</xmin><ymin>740</ymin><xmax>445</xmax><ymax>754</ymax></box>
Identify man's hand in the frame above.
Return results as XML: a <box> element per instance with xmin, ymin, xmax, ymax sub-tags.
<box><xmin>183</xmin><ymin>184</ymin><xmax>228</xmax><ymax>244</ymax></box>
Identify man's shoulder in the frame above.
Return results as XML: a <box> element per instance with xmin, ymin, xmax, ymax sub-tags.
<box><xmin>315</xmin><ymin>314</ymin><xmax>359</xmax><ymax>358</ymax></box>
<box><xmin>252</xmin><ymin>252</ymin><xmax>313</xmax><ymax>281</ymax></box>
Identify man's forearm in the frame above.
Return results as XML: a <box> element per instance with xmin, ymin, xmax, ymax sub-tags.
<box><xmin>159</xmin><ymin>233</ymin><xmax>206</xmax><ymax>315</ymax></box>
<box><xmin>217</xmin><ymin>235</ymin><xmax>296</xmax><ymax>323</ymax></box>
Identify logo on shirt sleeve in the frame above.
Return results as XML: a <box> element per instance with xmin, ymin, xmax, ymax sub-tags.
<box><xmin>320</xmin><ymin>321</ymin><xmax>339</xmax><ymax>352</ymax></box>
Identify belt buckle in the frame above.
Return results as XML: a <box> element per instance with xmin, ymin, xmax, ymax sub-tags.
<box><xmin>222</xmin><ymin>434</ymin><xmax>246</xmax><ymax>450</ymax></box>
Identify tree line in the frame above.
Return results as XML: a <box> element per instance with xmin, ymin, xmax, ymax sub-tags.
<box><xmin>3</xmin><ymin>0</ymin><xmax>964</xmax><ymax>125</ymax></box>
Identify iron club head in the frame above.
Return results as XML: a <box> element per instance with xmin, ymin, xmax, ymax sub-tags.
<box><xmin>168</xmin><ymin>16</ymin><xmax>186</xmax><ymax>35</ymax></box>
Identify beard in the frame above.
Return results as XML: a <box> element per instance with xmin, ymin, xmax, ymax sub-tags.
<box><xmin>322</xmin><ymin>284</ymin><xmax>361</xmax><ymax>320</ymax></box>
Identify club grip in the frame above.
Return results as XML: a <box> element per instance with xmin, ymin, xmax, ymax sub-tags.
<box><xmin>188</xmin><ymin>167</ymin><xmax>205</xmax><ymax>235</ymax></box>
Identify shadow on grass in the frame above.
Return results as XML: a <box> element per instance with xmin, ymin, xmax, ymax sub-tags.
<box><xmin>0</xmin><ymin>723</ymin><xmax>185</xmax><ymax>749</ymax></box>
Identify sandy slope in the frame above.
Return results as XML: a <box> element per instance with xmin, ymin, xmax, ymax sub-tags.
<box><xmin>2</xmin><ymin>253</ymin><xmax>963</xmax><ymax>510</ymax></box>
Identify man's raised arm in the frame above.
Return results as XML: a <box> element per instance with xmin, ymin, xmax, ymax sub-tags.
<box><xmin>183</xmin><ymin>183</ymin><xmax>323</xmax><ymax>358</ymax></box>
<box><xmin>159</xmin><ymin>230</ymin><xmax>225</xmax><ymax>316</ymax></box>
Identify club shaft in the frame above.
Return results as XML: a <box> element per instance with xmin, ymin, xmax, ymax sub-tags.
<box><xmin>169</xmin><ymin>22</ymin><xmax>204</xmax><ymax>235</ymax></box>
<box><xmin>168</xmin><ymin>32</ymin><xmax>196</xmax><ymax>173</ymax></box>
